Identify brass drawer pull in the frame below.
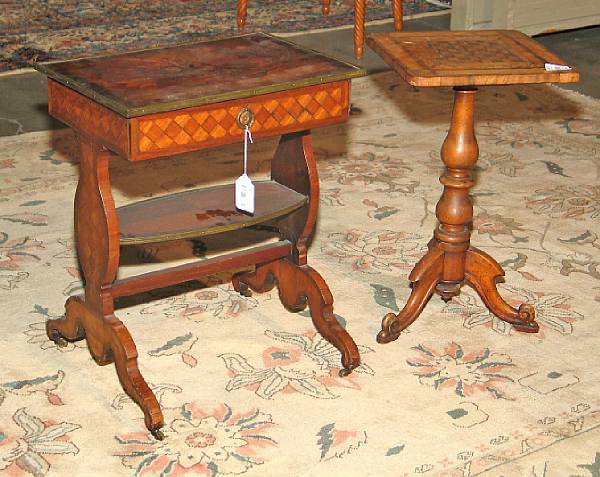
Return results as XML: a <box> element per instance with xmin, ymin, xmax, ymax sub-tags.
<box><xmin>236</xmin><ymin>108</ymin><xmax>255</xmax><ymax>129</ymax></box>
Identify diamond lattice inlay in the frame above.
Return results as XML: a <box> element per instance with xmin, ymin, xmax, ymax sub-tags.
<box><xmin>136</xmin><ymin>83</ymin><xmax>346</xmax><ymax>155</ymax></box>
<box><xmin>48</xmin><ymin>81</ymin><xmax>129</xmax><ymax>156</ymax></box>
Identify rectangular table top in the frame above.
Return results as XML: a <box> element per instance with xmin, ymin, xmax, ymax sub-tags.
<box><xmin>367</xmin><ymin>30</ymin><xmax>579</xmax><ymax>87</ymax></box>
<box><xmin>35</xmin><ymin>33</ymin><xmax>365</xmax><ymax>118</ymax></box>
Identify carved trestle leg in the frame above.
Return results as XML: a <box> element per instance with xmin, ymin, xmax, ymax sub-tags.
<box><xmin>377</xmin><ymin>87</ymin><xmax>538</xmax><ymax>344</ymax></box>
<box><xmin>45</xmin><ymin>135</ymin><xmax>164</xmax><ymax>438</ymax></box>
<box><xmin>232</xmin><ymin>131</ymin><xmax>361</xmax><ymax>375</ymax></box>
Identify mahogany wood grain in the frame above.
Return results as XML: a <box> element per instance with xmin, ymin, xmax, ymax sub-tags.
<box><xmin>234</xmin><ymin>131</ymin><xmax>361</xmax><ymax>374</ymax></box>
<box><xmin>366</xmin><ymin>30</ymin><xmax>580</xmax><ymax>86</ymax></box>
<box><xmin>112</xmin><ymin>241</ymin><xmax>292</xmax><ymax>299</ymax></box>
<box><xmin>118</xmin><ymin>181</ymin><xmax>307</xmax><ymax>244</ymax></box>
<box><xmin>41</xmin><ymin>36</ymin><xmax>362</xmax><ymax>438</ymax></box>
<box><xmin>271</xmin><ymin>131</ymin><xmax>318</xmax><ymax>266</ymax></box>
<box><xmin>37</xmin><ymin>33</ymin><xmax>362</xmax><ymax>118</ymax></box>
<box><xmin>47</xmin><ymin>79</ymin><xmax>350</xmax><ymax>162</ymax></box>
<box><xmin>45</xmin><ymin>135</ymin><xmax>165</xmax><ymax>435</ymax></box>
<box><xmin>233</xmin><ymin>258</ymin><xmax>361</xmax><ymax>375</ymax></box>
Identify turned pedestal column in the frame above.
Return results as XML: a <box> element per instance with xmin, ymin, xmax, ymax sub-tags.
<box><xmin>378</xmin><ymin>87</ymin><xmax>538</xmax><ymax>343</ymax></box>
<box><xmin>366</xmin><ymin>30</ymin><xmax>579</xmax><ymax>343</ymax></box>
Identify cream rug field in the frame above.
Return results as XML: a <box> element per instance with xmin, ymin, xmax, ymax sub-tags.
<box><xmin>1</xmin><ymin>72</ymin><xmax>599</xmax><ymax>476</ymax></box>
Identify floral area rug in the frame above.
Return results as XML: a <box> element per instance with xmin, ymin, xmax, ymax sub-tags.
<box><xmin>1</xmin><ymin>71</ymin><xmax>599</xmax><ymax>476</ymax></box>
<box><xmin>0</xmin><ymin>0</ymin><xmax>449</xmax><ymax>72</ymax></box>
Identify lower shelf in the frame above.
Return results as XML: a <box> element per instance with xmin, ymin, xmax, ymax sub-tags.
<box><xmin>118</xmin><ymin>180</ymin><xmax>307</xmax><ymax>245</ymax></box>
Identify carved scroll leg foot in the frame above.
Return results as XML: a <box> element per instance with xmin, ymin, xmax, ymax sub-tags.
<box><xmin>292</xmin><ymin>264</ymin><xmax>360</xmax><ymax>375</ymax></box>
<box><xmin>232</xmin><ymin>264</ymin><xmax>276</xmax><ymax>298</ymax></box>
<box><xmin>107</xmin><ymin>317</ymin><xmax>165</xmax><ymax>437</ymax></box>
<box><xmin>238</xmin><ymin>259</ymin><xmax>361</xmax><ymax>375</ymax></box>
<box><xmin>465</xmin><ymin>247</ymin><xmax>539</xmax><ymax>333</ymax></box>
<box><xmin>46</xmin><ymin>296</ymin><xmax>86</xmax><ymax>347</ymax></box>
<box><xmin>377</xmin><ymin>247</ymin><xmax>444</xmax><ymax>344</ymax></box>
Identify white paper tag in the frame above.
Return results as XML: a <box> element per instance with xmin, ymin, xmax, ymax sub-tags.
<box><xmin>544</xmin><ymin>62</ymin><xmax>572</xmax><ymax>71</ymax></box>
<box><xmin>235</xmin><ymin>173</ymin><xmax>255</xmax><ymax>214</ymax></box>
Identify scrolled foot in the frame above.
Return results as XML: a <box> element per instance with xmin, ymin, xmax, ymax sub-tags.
<box><xmin>286</xmin><ymin>295</ymin><xmax>307</xmax><ymax>313</ymax></box>
<box><xmin>45</xmin><ymin>296</ymin><xmax>86</xmax><ymax>346</ymax></box>
<box><xmin>510</xmin><ymin>304</ymin><xmax>539</xmax><ymax>333</ymax></box>
<box><xmin>338</xmin><ymin>363</ymin><xmax>359</xmax><ymax>377</ymax></box>
<box><xmin>237</xmin><ymin>282</ymin><xmax>252</xmax><ymax>297</ymax></box>
<box><xmin>151</xmin><ymin>428</ymin><xmax>165</xmax><ymax>441</ymax></box>
<box><xmin>232</xmin><ymin>268</ymin><xmax>275</xmax><ymax>296</ymax></box>
<box><xmin>376</xmin><ymin>252</ymin><xmax>443</xmax><ymax>344</ymax></box>
<box><xmin>376</xmin><ymin>312</ymin><xmax>402</xmax><ymax>344</ymax></box>
<box><xmin>465</xmin><ymin>248</ymin><xmax>539</xmax><ymax>334</ymax></box>
<box><xmin>48</xmin><ymin>329</ymin><xmax>69</xmax><ymax>348</ymax></box>
<box><xmin>109</xmin><ymin>318</ymin><xmax>164</xmax><ymax>435</ymax></box>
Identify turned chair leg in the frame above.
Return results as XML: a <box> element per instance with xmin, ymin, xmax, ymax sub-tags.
<box><xmin>237</xmin><ymin>0</ymin><xmax>248</xmax><ymax>30</ymax></box>
<box><xmin>392</xmin><ymin>0</ymin><xmax>403</xmax><ymax>31</ymax></box>
<box><xmin>354</xmin><ymin>0</ymin><xmax>366</xmax><ymax>59</ymax></box>
<box><xmin>238</xmin><ymin>0</ymin><xmax>334</xmax><ymax>29</ymax></box>
<box><xmin>355</xmin><ymin>0</ymin><xmax>403</xmax><ymax>59</ymax></box>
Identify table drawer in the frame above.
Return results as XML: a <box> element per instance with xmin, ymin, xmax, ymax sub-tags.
<box><xmin>48</xmin><ymin>79</ymin><xmax>349</xmax><ymax>161</ymax></box>
<box><xmin>129</xmin><ymin>80</ymin><xmax>349</xmax><ymax>161</ymax></box>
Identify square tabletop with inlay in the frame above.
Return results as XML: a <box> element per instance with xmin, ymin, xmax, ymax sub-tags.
<box><xmin>367</xmin><ymin>30</ymin><xmax>579</xmax><ymax>87</ymax></box>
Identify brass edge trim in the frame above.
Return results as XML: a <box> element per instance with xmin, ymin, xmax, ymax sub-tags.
<box><xmin>124</xmin><ymin>74</ymin><xmax>364</xmax><ymax>118</ymax></box>
<box><xmin>42</xmin><ymin>71</ymin><xmax>130</xmax><ymax>117</ymax></box>
<box><xmin>35</xmin><ymin>32</ymin><xmax>367</xmax><ymax>119</ymax></box>
<box><xmin>262</xmin><ymin>32</ymin><xmax>366</xmax><ymax>74</ymax></box>
<box><xmin>117</xmin><ymin>181</ymin><xmax>308</xmax><ymax>245</ymax></box>
<box><xmin>42</xmin><ymin>70</ymin><xmax>364</xmax><ymax>118</ymax></box>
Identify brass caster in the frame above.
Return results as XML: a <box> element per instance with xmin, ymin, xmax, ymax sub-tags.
<box><xmin>289</xmin><ymin>295</ymin><xmax>308</xmax><ymax>312</ymax></box>
<box><xmin>338</xmin><ymin>364</ymin><xmax>357</xmax><ymax>377</ymax></box>
<box><xmin>151</xmin><ymin>428</ymin><xmax>165</xmax><ymax>440</ymax></box>
<box><xmin>238</xmin><ymin>283</ymin><xmax>252</xmax><ymax>297</ymax></box>
<box><xmin>50</xmin><ymin>330</ymin><xmax>68</xmax><ymax>348</ymax></box>
<box><xmin>436</xmin><ymin>282</ymin><xmax>461</xmax><ymax>303</ymax></box>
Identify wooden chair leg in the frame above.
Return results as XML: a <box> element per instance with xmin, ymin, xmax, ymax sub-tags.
<box><xmin>237</xmin><ymin>0</ymin><xmax>249</xmax><ymax>30</ymax></box>
<box><xmin>392</xmin><ymin>0</ymin><xmax>403</xmax><ymax>31</ymax></box>
<box><xmin>354</xmin><ymin>0</ymin><xmax>366</xmax><ymax>59</ymax></box>
<box><xmin>323</xmin><ymin>0</ymin><xmax>331</xmax><ymax>15</ymax></box>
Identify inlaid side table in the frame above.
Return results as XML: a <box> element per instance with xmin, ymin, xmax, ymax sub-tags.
<box><xmin>35</xmin><ymin>33</ymin><xmax>365</xmax><ymax>438</ymax></box>
<box><xmin>366</xmin><ymin>30</ymin><xmax>579</xmax><ymax>343</ymax></box>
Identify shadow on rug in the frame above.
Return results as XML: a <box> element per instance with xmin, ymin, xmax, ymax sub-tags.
<box><xmin>0</xmin><ymin>0</ymin><xmax>449</xmax><ymax>72</ymax></box>
<box><xmin>1</xmin><ymin>72</ymin><xmax>599</xmax><ymax>476</ymax></box>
